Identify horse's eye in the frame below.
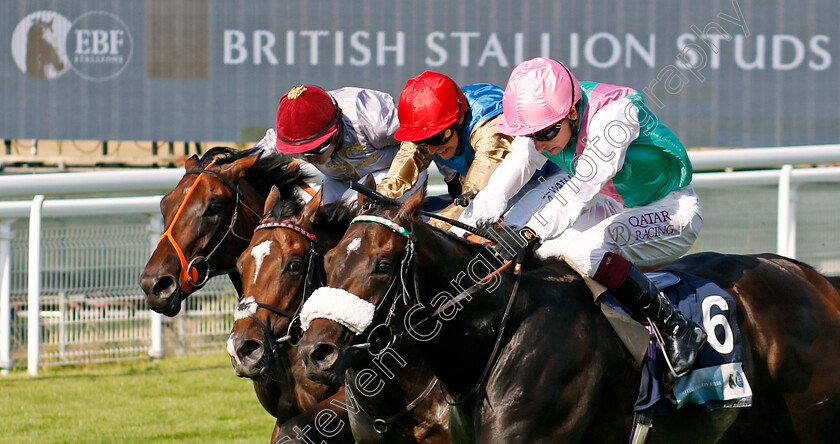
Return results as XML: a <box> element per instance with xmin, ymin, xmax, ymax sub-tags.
<box><xmin>288</xmin><ymin>260</ymin><xmax>303</xmax><ymax>272</ymax></box>
<box><xmin>205</xmin><ymin>202</ymin><xmax>222</xmax><ymax>216</ymax></box>
<box><xmin>376</xmin><ymin>260</ymin><xmax>391</xmax><ymax>274</ymax></box>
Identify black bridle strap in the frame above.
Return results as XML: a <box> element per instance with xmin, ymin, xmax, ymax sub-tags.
<box><xmin>399</xmin><ymin>258</ymin><xmax>514</xmax><ymax>339</ymax></box>
<box><xmin>348</xmin><ymin>376</ymin><xmax>439</xmax><ymax>434</ymax></box>
<box><xmin>439</xmin><ymin>268</ymin><xmax>523</xmax><ymax>406</ymax></box>
<box><xmin>349</xmin><ymin>181</ymin><xmax>486</xmax><ymax>237</ymax></box>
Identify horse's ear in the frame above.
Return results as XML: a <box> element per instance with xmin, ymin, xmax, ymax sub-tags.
<box><xmin>184</xmin><ymin>154</ymin><xmax>200</xmax><ymax>171</ymax></box>
<box><xmin>220</xmin><ymin>153</ymin><xmax>260</xmax><ymax>180</ymax></box>
<box><xmin>263</xmin><ymin>185</ymin><xmax>281</xmax><ymax>217</ymax></box>
<box><xmin>397</xmin><ymin>179</ymin><xmax>427</xmax><ymax>222</ymax></box>
<box><xmin>356</xmin><ymin>174</ymin><xmax>377</xmax><ymax>213</ymax></box>
<box><xmin>301</xmin><ymin>190</ymin><xmax>323</xmax><ymax>224</ymax></box>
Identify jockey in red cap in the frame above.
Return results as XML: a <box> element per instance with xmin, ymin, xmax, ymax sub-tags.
<box><xmin>273</xmin><ymin>84</ymin><xmax>426</xmax><ymax>204</ymax></box>
<box><xmin>377</xmin><ymin>71</ymin><xmax>557</xmax><ymax>229</ymax></box>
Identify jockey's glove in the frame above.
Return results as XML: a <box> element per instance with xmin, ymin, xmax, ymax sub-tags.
<box><xmin>482</xmin><ymin>223</ymin><xmax>542</xmax><ymax>263</ymax></box>
<box><xmin>454</xmin><ymin>191</ymin><xmax>477</xmax><ymax>207</ymax></box>
<box><xmin>445</xmin><ymin>173</ymin><xmax>463</xmax><ymax>199</ymax></box>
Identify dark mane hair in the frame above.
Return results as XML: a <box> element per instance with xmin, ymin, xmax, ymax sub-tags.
<box><xmin>267</xmin><ymin>198</ymin><xmax>356</xmax><ymax>232</ymax></box>
<box><xmin>317</xmin><ymin>200</ymin><xmax>358</xmax><ymax>231</ymax></box>
<box><xmin>271</xmin><ymin>199</ymin><xmax>304</xmax><ymax>219</ymax></box>
<box><xmin>198</xmin><ymin>146</ymin><xmax>312</xmax><ymax>196</ymax></box>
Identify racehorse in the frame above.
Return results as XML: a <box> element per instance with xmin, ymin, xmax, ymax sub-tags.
<box><xmin>298</xmin><ymin>180</ymin><xmax>840</xmax><ymax>443</ymax></box>
<box><xmin>140</xmin><ymin>146</ymin><xmax>302</xmax><ymax>316</ymax></box>
<box><xmin>138</xmin><ymin>147</ymin><xmax>349</xmax><ymax>442</ymax></box>
<box><xmin>229</xmin><ymin>186</ymin><xmax>451</xmax><ymax>443</ymax></box>
<box><xmin>26</xmin><ymin>18</ymin><xmax>64</xmax><ymax>78</ymax></box>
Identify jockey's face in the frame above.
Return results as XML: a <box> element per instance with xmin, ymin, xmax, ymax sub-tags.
<box><xmin>533</xmin><ymin>106</ymin><xmax>578</xmax><ymax>155</ymax></box>
<box><xmin>426</xmin><ymin>130</ymin><xmax>459</xmax><ymax>159</ymax></box>
<box><xmin>302</xmin><ymin>132</ymin><xmax>339</xmax><ymax>165</ymax></box>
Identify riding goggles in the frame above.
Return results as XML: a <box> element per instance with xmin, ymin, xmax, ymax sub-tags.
<box><xmin>303</xmin><ymin>134</ymin><xmax>335</xmax><ymax>157</ymax></box>
<box><xmin>527</xmin><ymin>118</ymin><xmax>566</xmax><ymax>141</ymax></box>
<box><xmin>418</xmin><ymin>126</ymin><xmax>456</xmax><ymax>146</ymax></box>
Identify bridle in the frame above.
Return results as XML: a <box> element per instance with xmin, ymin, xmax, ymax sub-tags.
<box><xmin>344</xmin><ymin>214</ymin><xmax>523</xmax><ymax>407</ymax></box>
<box><xmin>235</xmin><ymin>221</ymin><xmax>323</xmax><ymax>358</ymax></box>
<box><xmin>156</xmin><ymin>159</ymin><xmax>262</xmax><ymax>293</ymax></box>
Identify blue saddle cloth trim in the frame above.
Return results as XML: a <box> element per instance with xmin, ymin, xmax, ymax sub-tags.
<box><xmin>601</xmin><ymin>270</ymin><xmax>753</xmax><ymax>413</ymax></box>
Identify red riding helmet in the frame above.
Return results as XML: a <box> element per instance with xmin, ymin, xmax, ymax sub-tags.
<box><xmin>394</xmin><ymin>71</ymin><xmax>468</xmax><ymax>142</ymax></box>
<box><xmin>275</xmin><ymin>85</ymin><xmax>341</xmax><ymax>154</ymax></box>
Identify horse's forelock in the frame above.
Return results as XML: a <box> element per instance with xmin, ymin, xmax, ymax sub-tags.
<box><xmin>271</xmin><ymin>200</ymin><xmax>304</xmax><ymax>220</ymax></box>
<box><xmin>318</xmin><ymin>201</ymin><xmax>357</xmax><ymax>226</ymax></box>
<box><xmin>197</xmin><ymin>146</ymin><xmax>311</xmax><ymax>197</ymax></box>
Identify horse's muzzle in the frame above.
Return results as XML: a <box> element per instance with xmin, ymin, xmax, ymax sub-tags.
<box><xmin>140</xmin><ymin>273</ymin><xmax>183</xmax><ymax>316</ymax></box>
<box><xmin>227</xmin><ymin>332</ymin><xmax>267</xmax><ymax>379</ymax></box>
<box><xmin>299</xmin><ymin>340</ymin><xmax>345</xmax><ymax>386</ymax></box>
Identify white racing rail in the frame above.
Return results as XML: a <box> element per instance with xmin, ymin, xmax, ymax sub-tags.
<box><xmin>1</xmin><ymin>146</ymin><xmax>840</xmax><ymax>375</ymax></box>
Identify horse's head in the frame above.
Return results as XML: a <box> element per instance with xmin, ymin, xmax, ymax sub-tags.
<box><xmin>227</xmin><ymin>187</ymin><xmax>322</xmax><ymax>378</ymax></box>
<box><xmin>31</xmin><ymin>18</ymin><xmax>52</xmax><ymax>33</ymax></box>
<box><xmin>140</xmin><ymin>147</ymin><xmax>301</xmax><ymax>316</ymax></box>
<box><xmin>298</xmin><ymin>176</ymin><xmax>426</xmax><ymax>385</ymax></box>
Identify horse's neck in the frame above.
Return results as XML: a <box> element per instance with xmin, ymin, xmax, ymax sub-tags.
<box><xmin>406</xmin><ymin>224</ymin><xmax>511</xmax><ymax>393</ymax></box>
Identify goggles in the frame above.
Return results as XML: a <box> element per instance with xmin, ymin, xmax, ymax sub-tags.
<box><xmin>527</xmin><ymin>118</ymin><xmax>566</xmax><ymax>141</ymax></box>
<box><xmin>418</xmin><ymin>126</ymin><xmax>456</xmax><ymax>146</ymax></box>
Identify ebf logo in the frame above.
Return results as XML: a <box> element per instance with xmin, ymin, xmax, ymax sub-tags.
<box><xmin>11</xmin><ymin>10</ymin><xmax>133</xmax><ymax>81</ymax></box>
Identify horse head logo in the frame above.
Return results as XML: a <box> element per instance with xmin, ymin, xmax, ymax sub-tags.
<box><xmin>26</xmin><ymin>18</ymin><xmax>64</xmax><ymax>78</ymax></box>
<box><xmin>11</xmin><ymin>11</ymin><xmax>71</xmax><ymax>80</ymax></box>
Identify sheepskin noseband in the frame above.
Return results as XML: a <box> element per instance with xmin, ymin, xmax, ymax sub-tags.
<box><xmin>300</xmin><ymin>287</ymin><xmax>376</xmax><ymax>335</ymax></box>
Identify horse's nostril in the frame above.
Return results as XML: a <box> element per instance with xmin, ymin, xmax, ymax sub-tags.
<box><xmin>311</xmin><ymin>343</ymin><xmax>337</xmax><ymax>363</ymax></box>
<box><xmin>152</xmin><ymin>276</ymin><xmax>175</xmax><ymax>294</ymax></box>
<box><xmin>239</xmin><ymin>340</ymin><xmax>261</xmax><ymax>360</ymax></box>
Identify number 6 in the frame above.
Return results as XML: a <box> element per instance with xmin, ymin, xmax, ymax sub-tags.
<box><xmin>701</xmin><ymin>295</ymin><xmax>734</xmax><ymax>354</ymax></box>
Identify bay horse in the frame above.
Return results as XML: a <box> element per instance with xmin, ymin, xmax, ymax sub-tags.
<box><xmin>229</xmin><ymin>186</ymin><xmax>451</xmax><ymax>443</ymax></box>
<box><xmin>138</xmin><ymin>147</ymin><xmax>349</xmax><ymax>442</ymax></box>
<box><xmin>298</xmin><ymin>181</ymin><xmax>840</xmax><ymax>443</ymax></box>
<box><xmin>140</xmin><ymin>146</ymin><xmax>303</xmax><ymax>316</ymax></box>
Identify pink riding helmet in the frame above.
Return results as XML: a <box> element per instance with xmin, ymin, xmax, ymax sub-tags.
<box><xmin>496</xmin><ymin>57</ymin><xmax>581</xmax><ymax>136</ymax></box>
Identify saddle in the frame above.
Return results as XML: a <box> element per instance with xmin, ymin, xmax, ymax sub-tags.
<box><xmin>586</xmin><ymin>269</ymin><xmax>753</xmax><ymax>412</ymax></box>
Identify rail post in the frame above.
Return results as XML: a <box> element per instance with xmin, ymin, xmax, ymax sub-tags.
<box><xmin>777</xmin><ymin>165</ymin><xmax>797</xmax><ymax>258</ymax></box>
<box><xmin>147</xmin><ymin>214</ymin><xmax>165</xmax><ymax>359</ymax></box>
<box><xmin>1</xmin><ymin>219</ymin><xmax>14</xmax><ymax>375</ymax></box>
<box><xmin>28</xmin><ymin>195</ymin><xmax>45</xmax><ymax>376</ymax></box>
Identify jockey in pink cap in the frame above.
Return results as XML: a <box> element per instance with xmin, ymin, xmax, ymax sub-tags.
<box><xmin>457</xmin><ymin>57</ymin><xmax>706</xmax><ymax>388</ymax></box>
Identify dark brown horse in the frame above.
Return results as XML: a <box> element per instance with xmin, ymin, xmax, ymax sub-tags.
<box><xmin>229</xmin><ymin>186</ymin><xmax>451</xmax><ymax>443</ymax></box>
<box><xmin>299</xmin><ymin>182</ymin><xmax>840</xmax><ymax>443</ymax></box>
<box><xmin>140</xmin><ymin>146</ymin><xmax>302</xmax><ymax>316</ymax></box>
<box><xmin>138</xmin><ymin>147</ymin><xmax>348</xmax><ymax>442</ymax></box>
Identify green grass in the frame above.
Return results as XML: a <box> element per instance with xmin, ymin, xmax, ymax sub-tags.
<box><xmin>0</xmin><ymin>353</ymin><xmax>275</xmax><ymax>443</ymax></box>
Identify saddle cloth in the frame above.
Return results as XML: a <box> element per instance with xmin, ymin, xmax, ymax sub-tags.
<box><xmin>601</xmin><ymin>270</ymin><xmax>753</xmax><ymax>413</ymax></box>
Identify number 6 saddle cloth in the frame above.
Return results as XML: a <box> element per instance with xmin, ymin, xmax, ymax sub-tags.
<box><xmin>601</xmin><ymin>270</ymin><xmax>753</xmax><ymax>413</ymax></box>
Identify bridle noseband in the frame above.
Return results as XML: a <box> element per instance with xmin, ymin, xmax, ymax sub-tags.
<box><xmin>157</xmin><ymin>159</ymin><xmax>261</xmax><ymax>293</ymax></box>
<box><xmin>236</xmin><ymin>221</ymin><xmax>323</xmax><ymax>358</ymax></box>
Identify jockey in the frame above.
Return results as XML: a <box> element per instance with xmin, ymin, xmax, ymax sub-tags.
<box><xmin>458</xmin><ymin>57</ymin><xmax>707</xmax><ymax>386</ymax></box>
<box><xmin>376</xmin><ymin>71</ymin><xmax>557</xmax><ymax>228</ymax></box>
<box><xmin>274</xmin><ymin>84</ymin><xmax>426</xmax><ymax>204</ymax></box>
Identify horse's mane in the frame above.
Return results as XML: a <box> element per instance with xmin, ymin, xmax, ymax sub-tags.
<box><xmin>318</xmin><ymin>200</ymin><xmax>358</xmax><ymax>230</ymax></box>
<box><xmin>198</xmin><ymin>146</ymin><xmax>313</xmax><ymax>196</ymax></box>
<box><xmin>270</xmin><ymin>198</ymin><xmax>356</xmax><ymax>231</ymax></box>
